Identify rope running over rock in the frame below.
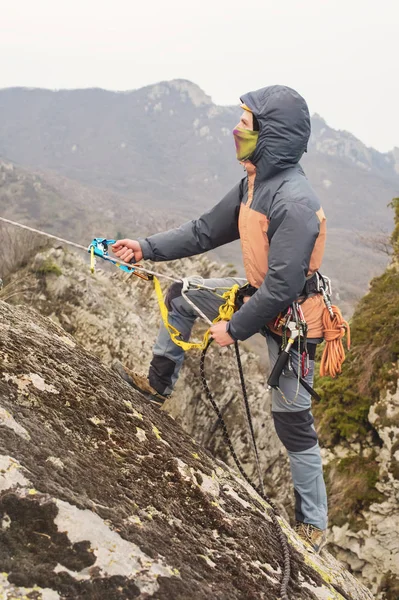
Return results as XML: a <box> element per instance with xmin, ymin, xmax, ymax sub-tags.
<box><xmin>200</xmin><ymin>339</ymin><xmax>291</xmax><ymax>600</ymax></box>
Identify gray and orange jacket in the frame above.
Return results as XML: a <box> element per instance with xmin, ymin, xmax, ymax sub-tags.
<box><xmin>139</xmin><ymin>85</ymin><xmax>327</xmax><ymax>341</ymax></box>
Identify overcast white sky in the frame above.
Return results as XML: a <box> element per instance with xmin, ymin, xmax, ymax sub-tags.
<box><xmin>1</xmin><ymin>0</ymin><xmax>398</xmax><ymax>152</ymax></box>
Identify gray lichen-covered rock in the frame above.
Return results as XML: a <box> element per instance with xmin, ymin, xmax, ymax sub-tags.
<box><xmin>0</xmin><ymin>300</ymin><xmax>372</xmax><ymax>599</ymax></box>
<box><xmin>327</xmin><ymin>377</ymin><xmax>399</xmax><ymax>597</ymax></box>
<box><xmin>3</xmin><ymin>247</ymin><xmax>293</xmax><ymax>519</ymax></box>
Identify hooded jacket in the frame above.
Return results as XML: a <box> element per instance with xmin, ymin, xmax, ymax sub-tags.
<box><xmin>139</xmin><ymin>85</ymin><xmax>327</xmax><ymax>341</ymax></box>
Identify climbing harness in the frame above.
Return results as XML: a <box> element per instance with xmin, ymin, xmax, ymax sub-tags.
<box><xmin>267</xmin><ymin>274</ymin><xmax>350</xmax><ymax>403</ymax></box>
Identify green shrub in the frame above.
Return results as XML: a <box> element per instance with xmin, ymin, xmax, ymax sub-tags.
<box><xmin>314</xmin><ymin>198</ymin><xmax>399</xmax><ymax>445</ymax></box>
<box><xmin>36</xmin><ymin>259</ymin><xmax>62</xmax><ymax>277</ymax></box>
<box><xmin>326</xmin><ymin>455</ymin><xmax>384</xmax><ymax>529</ymax></box>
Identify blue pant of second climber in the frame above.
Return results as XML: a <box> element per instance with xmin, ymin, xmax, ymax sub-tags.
<box><xmin>148</xmin><ymin>276</ymin><xmax>328</xmax><ymax>531</ymax></box>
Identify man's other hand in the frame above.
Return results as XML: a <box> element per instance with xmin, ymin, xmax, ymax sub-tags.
<box><xmin>111</xmin><ymin>239</ymin><xmax>143</xmax><ymax>264</ymax></box>
<box><xmin>210</xmin><ymin>321</ymin><xmax>235</xmax><ymax>347</ymax></box>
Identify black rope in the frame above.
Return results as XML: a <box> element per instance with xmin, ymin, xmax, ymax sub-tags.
<box><xmin>200</xmin><ymin>339</ymin><xmax>291</xmax><ymax>600</ymax></box>
<box><xmin>234</xmin><ymin>341</ymin><xmax>264</xmax><ymax>494</ymax></box>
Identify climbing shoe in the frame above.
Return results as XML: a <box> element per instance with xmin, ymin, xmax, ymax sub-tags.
<box><xmin>294</xmin><ymin>522</ymin><xmax>327</xmax><ymax>554</ymax></box>
<box><xmin>111</xmin><ymin>360</ymin><xmax>168</xmax><ymax>407</ymax></box>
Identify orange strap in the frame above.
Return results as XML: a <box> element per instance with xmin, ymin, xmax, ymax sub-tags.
<box><xmin>319</xmin><ymin>305</ymin><xmax>351</xmax><ymax>378</ymax></box>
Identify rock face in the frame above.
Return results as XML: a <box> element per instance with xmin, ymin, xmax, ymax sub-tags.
<box><xmin>325</xmin><ymin>375</ymin><xmax>399</xmax><ymax>598</ymax></box>
<box><xmin>3</xmin><ymin>247</ymin><xmax>294</xmax><ymax>519</ymax></box>
<box><xmin>4</xmin><ymin>239</ymin><xmax>399</xmax><ymax>597</ymax></box>
<box><xmin>326</xmin><ymin>377</ymin><xmax>399</xmax><ymax>597</ymax></box>
<box><xmin>0</xmin><ymin>300</ymin><xmax>372</xmax><ymax>599</ymax></box>
<box><xmin>310</xmin><ymin>115</ymin><xmax>398</xmax><ymax>177</ymax></box>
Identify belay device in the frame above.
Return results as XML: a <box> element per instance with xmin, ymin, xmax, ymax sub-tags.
<box><xmin>88</xmin><ymin>238</ymin><xmax>150</xmax><ymax>280</ymax></box>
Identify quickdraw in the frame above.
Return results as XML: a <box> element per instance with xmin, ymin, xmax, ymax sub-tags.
<box><xmin>267</xmin><ymin>302</ymin><xmax>315</xmax><ymax>404</ymax></box>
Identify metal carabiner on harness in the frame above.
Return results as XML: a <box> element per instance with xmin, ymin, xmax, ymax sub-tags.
<box><xmin>267</xmin><ymin>321</ymin><xmax>301</xmax><ymax>389</ymax></box>
<box><xmin>316</xmin><ymin>272</ymin><xmax>334</xmax><ymax>318</ymax></box>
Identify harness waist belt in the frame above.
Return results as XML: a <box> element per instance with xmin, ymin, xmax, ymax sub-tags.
<box><xmin>301</xmin><ymin>273</ymin><xmax>319</xmax><ymax>297</ymax></box>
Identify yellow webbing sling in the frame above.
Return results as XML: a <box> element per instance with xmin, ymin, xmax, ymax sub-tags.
<box><xmin>153</xmin><ymin>277</ymin><xmax>239</xmax><ymax>351</ymax></box>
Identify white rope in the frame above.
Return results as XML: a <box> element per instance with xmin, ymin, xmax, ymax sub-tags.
<box><xmin>0</xmin><ymin>215</ymin><xmax>229</xmax><ymax>292</ymax></box>
<box><xmin>0</xmin><ymin>216</ymin><xmax>87</xmax><ymax>251</ymax></box>
<box><xmin>181</xmin><ymin>277</ymin><xmax>213</xmax><ymax>326</ymax></box>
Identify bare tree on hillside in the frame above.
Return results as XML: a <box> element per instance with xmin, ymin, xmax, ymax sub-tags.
<box><xmin>357</xmin><ymin>229</ymin><xmax>393</xmax><ymax>257</ymax></box>
<box><xmin>0</xmin><ymin>223</ymin><xmax>49</xmax><ymax>282</ymax></box>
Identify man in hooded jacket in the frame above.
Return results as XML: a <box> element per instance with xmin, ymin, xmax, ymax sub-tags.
<box><xmin>112</xmin><ymin>85</ymin><xmax>328</xmax><ymax>552</ymax></box>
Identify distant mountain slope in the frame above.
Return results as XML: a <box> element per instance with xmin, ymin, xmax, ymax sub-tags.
<box><xmin>0</xmin><ymin>80</ymin><xmax>398</xmax><ymax>307</ymax></box>
<box><xmin>1</xmin><ymin>81</ymin><xmax>397</xmax><ymax>223</ymax></box>
<box><xmin>0</xmin><ymin>159</ymin><xmax>173</xmax><ymax>244</ymax></box>
<box><xmin>0</xmin><ymin>82</ymin><xmax>241</xmax><ymax>216</ymax></box>
<box><xmin>304</xmin><ymin>115</ymin><xmax>398</xmax><ymax>231</ymax></box>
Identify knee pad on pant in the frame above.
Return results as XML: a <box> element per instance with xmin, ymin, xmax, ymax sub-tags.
<box><xmin>272</xmin><ymin>409</ymin><xmax>318</xmax><ymax>452</ymax></box>
<box><xmin>165</xmin><ymin>282</ymin><xmax>183</xmax><ymax>311</ymax></box>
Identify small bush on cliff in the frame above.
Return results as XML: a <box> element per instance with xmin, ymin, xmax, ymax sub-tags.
<box><xmin>0</xmin><ymin>223</ymin><xmax>48</xmax><ymax>281</ymax></box>
<box><xmin>36</xmin><ymin>259</ymin><xmax>62</xmax><ymax>277</ymax></box>
<box><xmin>325</xmin><ymin>455</ymin><xmax>384</xmax><ymax>529</ymax></box>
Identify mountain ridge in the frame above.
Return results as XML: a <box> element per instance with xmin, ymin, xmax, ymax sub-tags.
<box><xmin>0</xmin><ymin>79</ymin><xmax>398</xmax><ymax>309</ymax></box>
<box><xmin>2</xmin><ymin>79</ymin><xmax>398</xmax><ymax>156</ymax></box>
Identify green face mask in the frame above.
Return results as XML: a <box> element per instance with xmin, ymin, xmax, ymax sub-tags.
<box><xmin>233</xmin><ymin>127</ymin><xmax>259</xmax><ymax>161</ymax></box>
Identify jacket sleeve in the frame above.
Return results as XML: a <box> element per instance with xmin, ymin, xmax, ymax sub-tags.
<box><xmin>228</xmin><ymin>202</ymin><xmax>320</xmax><ymax>341</ymax></box>
<box><xmin>138</xmin><ymin>181</ymin><xmax>243</xmax><ymax>261</ymax></box>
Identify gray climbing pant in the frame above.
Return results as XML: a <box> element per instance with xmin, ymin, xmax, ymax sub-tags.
<box><xmin>148</xmin><ymin>276</ymin><xmax>328</xmax><ymax>531</ymax></box>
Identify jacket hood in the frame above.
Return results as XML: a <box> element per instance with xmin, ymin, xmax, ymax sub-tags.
<box><xmin>241</xmin><ymin>85</ymin><xmax>310</xmax><ymax>180</ymax></box>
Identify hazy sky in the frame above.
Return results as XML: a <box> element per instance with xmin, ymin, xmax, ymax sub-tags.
<box><xmin>1</xmin><ymin>0</ymin><xmax>398</xmax><ymax>152</ymax></box>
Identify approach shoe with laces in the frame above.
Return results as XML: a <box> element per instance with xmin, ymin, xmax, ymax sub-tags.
<box><xmin>111</xmin><ymin>359</ymin><xmax>168</xmax><ymax>407</ymax></box>
<box><xmin>294</xmin><ymin>522</ymin><xmax>327</xmax><ymax>554</ymax></box>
